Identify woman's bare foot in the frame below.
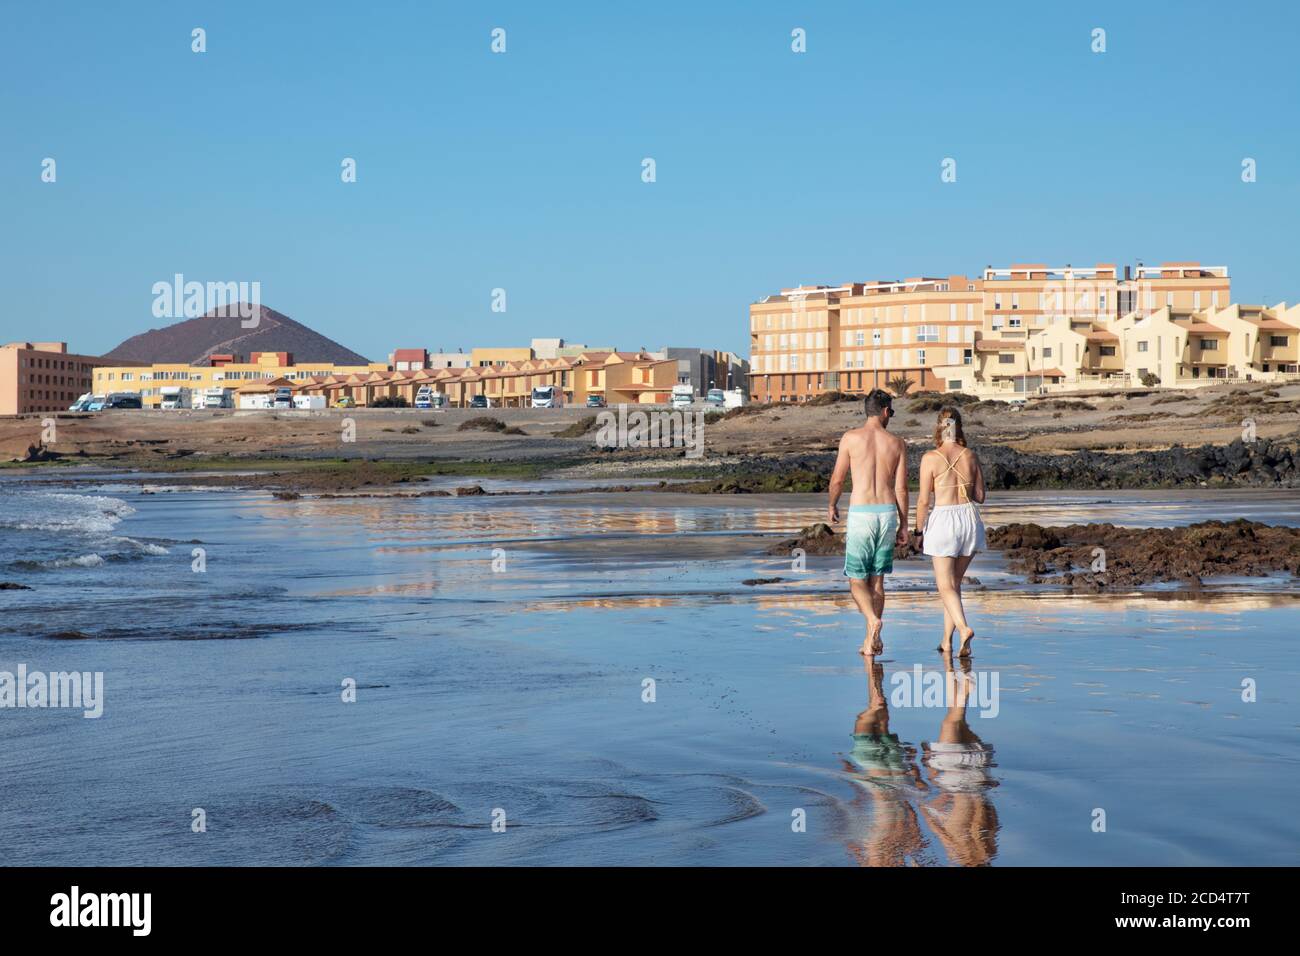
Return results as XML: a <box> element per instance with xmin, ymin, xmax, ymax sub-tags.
<box><xmin>937</xmin><ymin>630</ymin><xmax>954</xmax><ymax>653</ymax></box>
<box><xmin>956</xmin><ymin>626</ymin><xmax>975</xmax><ymax>658</ymax></box>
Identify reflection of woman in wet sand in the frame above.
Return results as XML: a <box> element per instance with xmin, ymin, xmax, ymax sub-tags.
<box><xmin>841</xmin><ymin>660</ymin><xmax>930</xmax><ymax>866</ymax></box>
<box><xmin>915</xmin><ymin>407</ymin><xmax>986</xmax><ymax>657</ymax></box>
<box><xmin>920</xmin><ymin>655</ymin><xmax>1000</xmax><ymax>866</ymax></box>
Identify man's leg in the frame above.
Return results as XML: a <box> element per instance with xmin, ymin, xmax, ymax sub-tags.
<box><xmin>849</xmin><ymin>577</ymin><xmax>880</xmax><ymax>656</ymax></box>
<box><xmin>869</xmin><ymin>574</ymin><xmax>885</xmax><ymax>653</ymax></box>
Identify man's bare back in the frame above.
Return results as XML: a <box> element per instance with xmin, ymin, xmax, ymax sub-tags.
<box><xmin>828</xmin><ymin>421</ymin><xmax>908</xmax><ymax>528</ymax></box>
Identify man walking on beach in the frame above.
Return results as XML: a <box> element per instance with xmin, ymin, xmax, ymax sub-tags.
<box><xmin>828</xmin><ymin>388</ymin><xmax>909</xmax><ymax>656</ymax></box>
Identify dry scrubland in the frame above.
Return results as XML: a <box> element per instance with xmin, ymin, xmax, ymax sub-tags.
<box><xmin>2</xmin><ymin>380</ymin><xmax>1298</xmax><ymax>491</ymax></box>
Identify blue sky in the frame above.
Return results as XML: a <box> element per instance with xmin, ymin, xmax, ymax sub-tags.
<box><xmin>2</xmin><ymin>0</ymin><xmax>1297</xmax><ymax>361</ymax></box>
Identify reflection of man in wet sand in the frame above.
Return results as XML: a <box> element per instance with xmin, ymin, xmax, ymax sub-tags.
<box><xmin>920</xmin><ymin>655</ymin><xmax>1000</xmax><ymax>866</ymax></box>
<box><xmin>842</xmin><ymin>660</ymin><xmax>929</xmax><ymax>866</ymax></box>
<box><xmin>828</xmin><ymin>389</ymin><xmax>909</xmax><ymax>656</ymax></box>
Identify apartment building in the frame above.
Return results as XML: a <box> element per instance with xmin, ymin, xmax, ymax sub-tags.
<box><xmin>0</xmin><ymin>342</ymin><xmax>130</xmax><ymax>415</ymax></box>
<box><xmin>750</xmin><ymin>261</ymin><xmax>1234</xmax><ymax>401</ymax></box>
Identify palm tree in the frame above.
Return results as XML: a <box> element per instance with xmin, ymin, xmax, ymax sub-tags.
<box><xmin>885</xmin><ymin>375</ymin><xmax>914</xmax><ymax>396</ymax></box>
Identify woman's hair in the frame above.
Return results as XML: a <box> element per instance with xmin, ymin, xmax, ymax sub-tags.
<box><xmin>933</xmin><ymin>406</ymin><xmax>967</xmax><ymax>447</ymax></box>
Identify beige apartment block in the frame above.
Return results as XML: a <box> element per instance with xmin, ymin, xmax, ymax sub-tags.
<box><xmin>748</xmin><ymin>261</ymin><xmax>1231</xmax><ymax>402</ymax></box>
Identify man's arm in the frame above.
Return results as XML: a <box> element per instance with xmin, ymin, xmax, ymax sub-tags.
<box><xmin>894</xmin><ymin>438</ymin><xmax>910</xmax><ymax>545</ymax></box>
<box><xmin>827</xmin><ymin>433</ymin><xmax>851</xmax><ymax>524</ymax></box>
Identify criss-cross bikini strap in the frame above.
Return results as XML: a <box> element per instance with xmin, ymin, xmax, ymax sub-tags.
<box><xmin>933</xmin><ymin>448</ymin><xmax>972</xmax><ymax>501</ymax></box>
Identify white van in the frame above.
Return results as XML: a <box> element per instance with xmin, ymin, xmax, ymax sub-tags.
<box><xmin>531</xmin><ymin>385</ymin><xmax>561</xmax><ymax>408</ymax></box>
<box><xmin>159</xmin><ymin>386</ymin><xmax>192</xmax><ymax>410</ymax></box>
<box><xmin>198</xmin><ymin>387</ymin><xmax>234</xmax><ymax>409</ymax></box>
<box><xmin>671</xmin><ymin>384</ymin><xmax>694</xmax><ymax>409</ymax></box>
<box><xmin>415</xmin><ymin>385</ymin><xmax>447</xmax><ymax>409</ymax></box>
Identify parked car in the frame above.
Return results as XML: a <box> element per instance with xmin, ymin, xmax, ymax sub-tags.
<box><xmin>106</xmin><ymin>393</ymin><xmax>142</xmax><ymax>410</ymax></box>
<box><xmin>335</xmin><ymin>396</ymin><xmax>356</xmax><ymax>408</ymax></box>
<box><xmin>705</xmin><ymin>388</ymin><xmax>726</xmax><ymax>407</ymax></box>
<box><xmin>86</xmin><ymin>395</ymin><xmax>108</xmax><ymax>411</ymax></box>
<box><xmin>273</xmin><ymin>386</ymin><xmax>294</xmax><ymax>410</ymax></box>
<box><xmin>586</xmin><ymin>394</ymin><xmax>606</xmax><ymax>408</ymax></box>
<box><xmin>469</xmin><ymin>395</ymin><xmax>490</xmax><ymax>409</ymax></box>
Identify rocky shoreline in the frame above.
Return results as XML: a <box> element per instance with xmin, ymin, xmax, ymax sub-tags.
<box><xmin>767</xmin><ymin>519</ymin><xmax>1300</xmax><ymax>590</ymax></box>
<box><xmin>675</xmin><ymin>437</ymin><xmax>1300</xmax><ymax>494</ymax></box>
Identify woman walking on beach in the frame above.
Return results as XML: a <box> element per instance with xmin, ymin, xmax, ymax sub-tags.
<box><xmin>915</xmin><ymin>407</ymin><xmax>986</xmax><ymax>657</ymax></box>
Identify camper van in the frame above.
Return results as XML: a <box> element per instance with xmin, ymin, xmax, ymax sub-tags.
<box><xmin>272</xmin><ymin>386</ymin><xmax>294</xmax><ymax>410</ymax></box>
<box><xmin>68</xmin><ymin>393</ymin><xmax>93</xmax><ymax>411</ymax></box>
<box><xmin>530</xmin><ymin>385</ymin><xmax>561</xmax><ymax>409</ymax></box>
<box><xmin>198</xmin><ymin>387</ymin><xmax>234</xmax><ymax>410</ymax></box>
<box><xmin>671</xmin><ymin>384</ymin><xmax>695</xmax><ymax>409</ymax></box>
<box><xmin>159</xmin><ymin>386</ymin><xmax>192</xmax><ymax>410</ymax></box>
<box><xmin>292</xmin><ymin>395</ymin><xmax>326</xmax><ymax>410</ymax></box>
<box><xmin>705</xmin><ymin>388</ymin><xmax>726</xmax><ymax>407</ymax></box>
<box><xmin>415</xmin><ymin>385</ymin><xmax>447</xmax><ymax>409</ymax></box>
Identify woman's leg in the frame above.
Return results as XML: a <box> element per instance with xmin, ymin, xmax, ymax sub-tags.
<box><xmin>931</xmin><ymin>555</ymin><xmax>973</xmax><ymax>651</ymax></box>
<box><xmin>953</xmin><ymin>553</ymin><xmax>976</xmax><ymax>655</ymax></box>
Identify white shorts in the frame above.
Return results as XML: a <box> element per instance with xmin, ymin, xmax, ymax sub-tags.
<box><xmin>922</xmin><ymin>503</ymin><xmax>986</xmax><ymax>558</ymax></box>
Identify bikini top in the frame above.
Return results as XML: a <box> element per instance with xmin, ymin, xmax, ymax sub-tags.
<box><xmin>933</xmin><ymin>447</ymin><xmax>973</xmax><ymax>502</ymax></box>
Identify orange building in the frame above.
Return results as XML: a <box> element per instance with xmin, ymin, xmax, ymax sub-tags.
<box><xmin>0</xmin><ymin>342</ymin><xmax>129</xmax><ymax>415</ymax></box>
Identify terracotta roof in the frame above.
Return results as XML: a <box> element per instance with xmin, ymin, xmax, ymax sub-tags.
<box><xmin>1084</xmin><ymin>330</ymin><xmax>1118</xmax><ymax>342</ymax></box>
<box><xmin>1181</xmin><ymin>322</ymin><xmax>1228</xmax><ymax>334</ymax></box>
<box><xmin>1242</xmin><ymin>316</ymin><xmax>1297</xmax><ymax>331</ymax></box>
<box><xmin>973</xmin><ymin>339</ymin><xmax>1025</xmax><ymax>352</ymax></box>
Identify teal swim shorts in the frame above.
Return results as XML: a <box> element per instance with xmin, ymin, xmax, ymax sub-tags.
<box><xmin>843</xmin><ymin>504</ymin><xmax>899</xmax><ymax>579</ymax></box>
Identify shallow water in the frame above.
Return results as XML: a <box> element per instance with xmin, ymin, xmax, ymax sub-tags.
<box><xmin>1</xmin><ymin>474</ymin><xmax>1297</xmax><ymax>865</ymax></box>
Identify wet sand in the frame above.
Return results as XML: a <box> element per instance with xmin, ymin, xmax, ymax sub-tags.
<box><xmin>2</xmin><ymin>477</ymin><xmax>1297</xmax><ymax>865</ymax></box>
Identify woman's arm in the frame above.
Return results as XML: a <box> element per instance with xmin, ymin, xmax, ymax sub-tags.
<box><xmin>971</xmin><ymin>451</ymin><xmax>986</xmax><ymax>504</ymax></box>
<box><xmin>915</xmin><ymin>452</ymin><xmax>934</xmax><ymax>530</ymax></box>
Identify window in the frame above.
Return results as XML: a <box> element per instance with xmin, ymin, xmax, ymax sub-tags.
<box><xmin>1270</xmin><ymin>335</ymin><xmax>1289</xmax><ymax>347</ymax></box>
<box><xmin>1137</xmin><ymin>340</ymin><xmax>1148</xmax><ymax>352</ymax></box>
<box><xmin>994</xmin><ymin>294</ymin><xmax>1002</xmax><ymax>310</ymax></box>
<box><xmin>854</xmin><ymin>331</ymin><xmax>865</xmax><ymax>346</ymax></box>
<box><xmin>963</xmin><ymin>349</ymin><xmax>972</xmax><ymax>366</ymax></box>
<box><xmin>1099</xmin><ymin>293</ymin><xmax>1107</xmax><ymax>312</ymax></box>
<box><xmin>1194</xmin><ymin>292</ymin><xmax>1201</xmax><ymax>309</ymax></box>
<box><xmin>1200</xmin><ymin>338</ymin><xmax>1218</xmax><ymax>351</ymax></box>
<box><xmin>998</xmin><ymin>353</ymin><xmax>1015</xmax><ymax>364</ymax></box>
<box><xmin>1011</xmin><ymin>294</ymin><xmax>1019</xmax><ymax>310</ymax></box>
<box><xmin>872</xmin><ymin>330</ymin><xmax>881</xmax><ymax>346</ymax></box>
<box><xmin>1099</xmin><ymin>345</ymin><xmax>1116</xmax><ymax>357</ymax></box>
<box><xmin>1166</xmin><ymin>292</ymin><xmax>1174</xmax><ymax>307</ymax></box>
<box><xmin>917</xmin><ymin>349</ymin><xmax>927</xmax><ymax>365</ymax></box>
<box><xmin>1042</xmin><ymin>346</ymin><xmax>1053</xmax><ymax>358</ymax></box>
<box><xmin>991</xmin><ymin>317</ymin><xmax>1004</xmax><ymax>330</ymax></box>
<box><xmin>917</xmin><ymin>325</ymin><xmax>939</xmax><ymax>342</ymax></box>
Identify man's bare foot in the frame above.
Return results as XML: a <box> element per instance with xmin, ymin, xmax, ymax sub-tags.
<box><xmin>956</xmin><ymin>626</ymin><xmax>975</xmax><ymax>658</ymax></box>
<box><xmin>859</xmin><ymin>622</ymin><xmax>884</xmax><ymax>656</ymax></box>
